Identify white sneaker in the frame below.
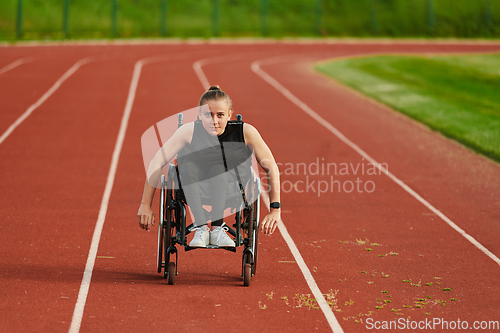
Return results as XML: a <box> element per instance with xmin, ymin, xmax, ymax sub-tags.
<box><xmin>210</xmin><ymin>225</ymin><xmax>235</xmax><ymax>247</ymax></box>
<box><xmin>189</xmin><ymin>225</ymin><xmax>210</xmax><ymax>247</ymax></box>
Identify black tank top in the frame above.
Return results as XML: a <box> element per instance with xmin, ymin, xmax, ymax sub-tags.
<box><xmin>178</xmin><ymin>120</ymin><xmax>253</xmax><ymax>172</ymax></box>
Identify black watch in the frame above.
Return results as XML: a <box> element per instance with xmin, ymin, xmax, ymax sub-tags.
<box><xmin>270</xmin><ymin>202</ymin><xmax>281</xmax><ymax>209</ymax></box>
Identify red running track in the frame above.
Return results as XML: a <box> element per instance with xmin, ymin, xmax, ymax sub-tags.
<box><xmin>0</xmin><ymin>41</ymin><xmax>499</xmax><ymax>333</ymax></box>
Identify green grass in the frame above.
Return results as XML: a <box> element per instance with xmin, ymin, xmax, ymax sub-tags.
<box><xmin>0</xmin><ymin>0</ymin><xmax>499</xmax><ymax>40</ymax></box>
<box><xmin>316</xmin><ymin>53</ymin><xmax>500</xmax><ymax>163</ymax></box>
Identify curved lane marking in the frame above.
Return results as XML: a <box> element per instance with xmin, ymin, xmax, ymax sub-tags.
<box><xmin>0</xmin><ymin>57</ymin><xmax>90</xmax><ymax>146</ymax></box>
<box><xmin>251</xmin><ymin>56</ymin><xmax>500</xmax><ymax>268</ymax></box>
<box><xmin>193</xmin><ymin>52</ymin><xmax>267</xmax><ymax>91</ymax></box>
<box><xmin>0</xmin><ymin>57</ymin><xmax>33</xmax><ymax>76</ymax></box>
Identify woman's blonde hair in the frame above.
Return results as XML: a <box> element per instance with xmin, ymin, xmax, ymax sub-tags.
<box><xmin>199</xmin><ymin>85</ymin><xmax>232</xmax><ymax>109</ymax></box>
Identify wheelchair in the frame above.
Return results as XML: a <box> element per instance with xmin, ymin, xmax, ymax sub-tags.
<box><xmin>156</xmin><ymin>114</ymin><xmax>261</xmax><ymax>286</ymax></box>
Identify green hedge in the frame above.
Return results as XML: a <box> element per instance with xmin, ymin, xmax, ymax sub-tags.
<box><xmin>0</xmin><ymin>0</ymin><xmax>498</xmax><ymax>40</ymax></box>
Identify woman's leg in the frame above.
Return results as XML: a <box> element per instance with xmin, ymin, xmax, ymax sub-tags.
<box><xmin>206</xmin><ymin>165</ymin><xmax>236</xmax><ymax>247</ymax></box>
<box><xmin>178</xmin><ymin>160</ymin><xmax>207</xmax><ymax>227</ymax></box>
<box><xmin>207</xmin><ymin>164</ymin><xmax>227</xmax><ymax>227</ymax></box>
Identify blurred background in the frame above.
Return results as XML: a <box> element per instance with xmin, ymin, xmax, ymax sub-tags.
<box><xmin>0</xmin><ymin>0</ymin><xmax>498</xmax><ymax>41</ymax></box>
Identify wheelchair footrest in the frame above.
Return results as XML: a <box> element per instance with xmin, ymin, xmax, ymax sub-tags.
<box><xmin>185</xmin><ymin>245</ymin><xmax>237</xmax><ymax>253</ymax></box>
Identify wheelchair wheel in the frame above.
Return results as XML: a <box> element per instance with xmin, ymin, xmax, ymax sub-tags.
<box><xmin>163</xmin><ymin>189</ymin><xmax>174</xmax><ymax>279</ymax></box>
<box><xmin>251</xmin><ymin>207</ymin><xmax>259</xmax><ymax>274</ymax></box>
<box><xmin>244</xmin><ymin>203</ymin><xmax>258</xmax><ymax>278</ymax></box>
<box><xmin>243</xmin><ymin>263</ymin><xmax>251</xmax><ymax>286</ymax></box>
<box><xmin>157</xmin><ymin>221</ymin><xmax>164</xmax><ymax>274</ymax></box>
<box><xmin>251</xmin><ymin>179</ymin><xmax>261</xmax><ymax>276</ymax></box>
<box><xmin>157</xmin><ymin>176</ymin><xmax>166</xmax><ymax>273</ymax></box>
<box><xmin>167</xmin><ymin>262</ymin><xmax>175</xmax><ymax>285</ymax></box>
<box><xmin>240</xmin><ymin>177</ymin><xmax>261</xmax><ymax>284</ymax></box>
<box><xmin>241</xmin><ymin>215</ymin><xmax>254</xmax><ymax>286</ymax></box>
<box><xmin>164</xmin><ymin>189</ymin><xmax>174</xmax><ymax>250</ymax></box>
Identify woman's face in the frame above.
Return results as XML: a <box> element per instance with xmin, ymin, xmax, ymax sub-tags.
<box><xmin>200</xmin><ymin>99</ymin><xmax>232</xmax><ymax>136</ymax></box>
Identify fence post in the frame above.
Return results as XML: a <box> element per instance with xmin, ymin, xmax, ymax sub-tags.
<box><xmin>486</xmin><ymin>1</ymin><xmax>493</xmax><ymax>30</ymax></box>
<box><xmin>370</xmin><ymin>0</ymin><xmax>377</xmax><ymax>36</ymax></box>
<box><xmin>111</xmin><ymin>0</ymin><xmax>118</xmax><ymax>38</ymax></box>
<box><xmin>426</xmin><ymin>0</ymin><xmax>435</xmax><ymax>35</ymax></box>
<box><xmin>261</xmin><ymin>0</ymin><xmax>268</xmax><ymax>36</ymax></box>
<box><xmin>212</xmin><ymin>0</ymin><xmax>219</xmax><ymax>37</ymax></box>
<box><xmin>63</xmin><ymin>0</ymin><xmax>69</xmax><ymax>38</ymax></box>
<box><xmin>16</xmin><ymin>0</ymin><xmax>23</xmax><ymax>39</ymax></box>
<box><xmin>315</xmin><ymin>0</ymin><xmax>323</xmax><ymax>35</ymax></box>
<box><xmin>160</xmin><ymin>0</ymin><xmax>167</xmax><ymax>37</ymax></box>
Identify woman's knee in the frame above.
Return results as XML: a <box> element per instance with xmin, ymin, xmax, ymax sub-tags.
<box><xmin>179</xmin><ymin>161</ymin><xmax>203</xmax><ymax>184</ymax></box>
<box><xmin>208</xmin><ymin>164</ymin><xmax>226</xmax><ymax>179</ymax></box>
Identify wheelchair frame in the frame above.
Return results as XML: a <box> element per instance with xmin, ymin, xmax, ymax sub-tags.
<box><xmin>156</xmin><ymin>114</ymin><xmax>261</xmax><ymax>286</ymax></box>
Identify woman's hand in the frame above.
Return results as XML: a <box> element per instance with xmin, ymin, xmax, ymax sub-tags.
<box><xmin>137</xmin><ymin>203</ymin><xmax>155</xmax><ymax>231</ymax></box>
<box><xmin>260</xmin><ymin>210</ymin><xmax>280</xmax><ymax>235</ymax></box>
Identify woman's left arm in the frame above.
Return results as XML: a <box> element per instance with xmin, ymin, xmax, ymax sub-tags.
<box><xmin>244</xmin><ymin>124</ymin><xmax>281</xmax><ymax>235</ymax></box>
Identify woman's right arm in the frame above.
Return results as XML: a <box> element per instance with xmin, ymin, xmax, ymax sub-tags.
<box><xmin>138</xmin><ymin>123</ymin><xmax>193</xmax><ymax>231</ymax></box>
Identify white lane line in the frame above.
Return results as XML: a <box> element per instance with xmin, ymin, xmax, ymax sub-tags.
<box><xmin>69</xmin><ymin>51</ymin><xmax>203</xmax><ymax>333</ymax></box>
<box><xmin>68</xmin><ymin>59</ymin><xmax>142</xmax><ymax>333</ymax></box>
<box><xmin>260</xmin><ymin>191</ymin><xmax>344</xmax><ymax>333</ymax></box>
<box><xmin>192</xmin><ymin>55</ymin><xmax>344</xmax><ymax>333</ymax></box>
<box><xmin>251</xmin><ymin>57</ymin><xmax>500</xmax><ymax>267</ymax></box>
<box><xmin>193</xmin><ymin>60</ymin><xmax>210</xmax><ymax>89</ymax></box>
<box><xmin>192</xmin><ymin>51</ymin><xmax>270</xmax><ymax>90</ymax></box>
<box><xmin>0</xmin><ymin>57</ymin><xmax>32</xmax><ymax>76</ymax></box>
<box><xmin>0</xmin><ymin>57</ymin><xmax>90</xmax><ymax>146</ymax></box>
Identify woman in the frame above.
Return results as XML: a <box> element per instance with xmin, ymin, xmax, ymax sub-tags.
<box><xmin>137</xmin><ymin>86</ymin><xmax>281</xmax><ymax>247</ymax></box>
